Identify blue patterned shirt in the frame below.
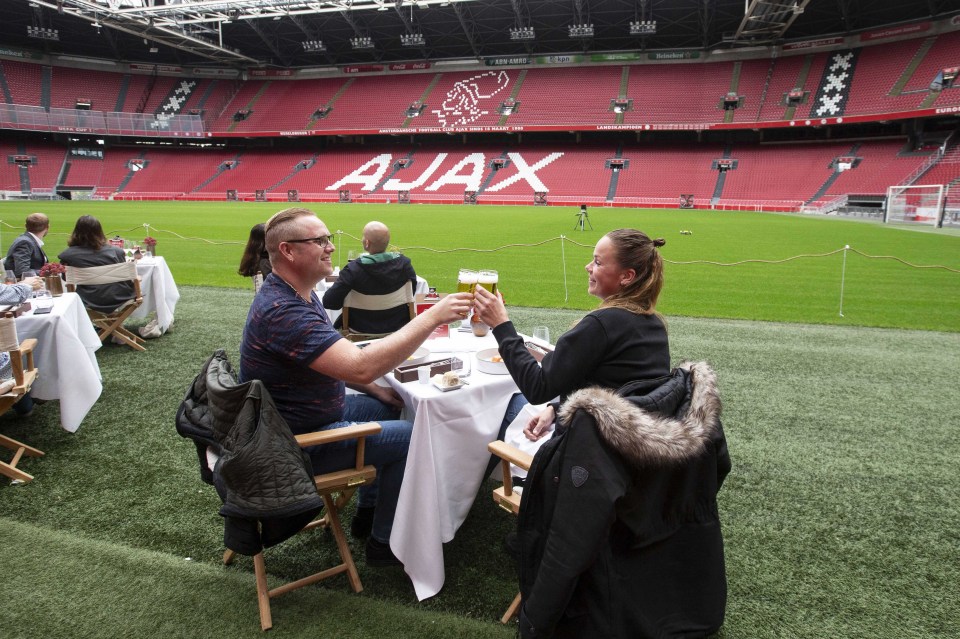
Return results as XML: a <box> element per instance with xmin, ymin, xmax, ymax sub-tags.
<box><xmin>239</xmin><ymin>273</ymin><xmax>345</xmax><ymax>433</ymax></box>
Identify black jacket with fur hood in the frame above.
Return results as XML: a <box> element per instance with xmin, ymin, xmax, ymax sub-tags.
<box><xmin>516</xmin><ymin>361</ymin><xmax>730</xmax><ymax>639</ymax></box>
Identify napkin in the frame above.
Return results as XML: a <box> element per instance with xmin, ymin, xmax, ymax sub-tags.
<box><xmin>502</xmin><ymin>402</ymin><xmax>552</xmax><ymax>479</ymax></box>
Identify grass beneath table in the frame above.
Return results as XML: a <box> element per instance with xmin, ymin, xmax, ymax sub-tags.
<box><xmin>1</xmin><ymin>286</ymin><xmax>958</xmax><ymax>638</ymax></box>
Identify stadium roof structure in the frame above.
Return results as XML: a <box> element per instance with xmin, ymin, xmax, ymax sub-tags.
<box><xmin>1</xmin><ymin>0</ymin><xmax>958</xmax><ymax>69</ymax></box>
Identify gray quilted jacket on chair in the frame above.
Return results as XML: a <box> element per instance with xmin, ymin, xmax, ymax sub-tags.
<box><xmin>176</xmin><ymin>349</ymin><xmax>323</xmax><ymax>555</ymax></box>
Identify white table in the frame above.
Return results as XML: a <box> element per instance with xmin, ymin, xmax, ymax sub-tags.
<box><xmin>133</xmin><ymin>256</ymin><xmax>180</xmax><ymax>334</ymax></box>
<box><xmin>14</xmin><ymin>292</ymin><xmax>102</xmax><ymax>433</ymax></box>
<box><xmin>386</xmin><ymin>329</ymin><xmax>520</xmax><ymax>600</ymax></box>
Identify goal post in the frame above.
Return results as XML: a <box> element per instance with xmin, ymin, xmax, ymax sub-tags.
<box><xmin>884</xmin><ymin>184</ymin><xmax>945</xmax><ymax>226</ymax></box>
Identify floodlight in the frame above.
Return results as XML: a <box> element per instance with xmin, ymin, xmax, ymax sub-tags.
<box><xmin>27</xmin><ymin>26</ymin><xmax>59</xmax><ymax>41</ymax></box>
<box><xmin>509</xmin><ymin>26</ymin><xmax>535</xmax><ymax>41</ymax></box>
<box><xmin>630</xmin><ymin>20</ymin><xmax>656</xmax><ymax>35</ymax></box>
<box><xmin>401</xmin><ymin>33</ymin><xmax>425</xmax><ymax>47</ymax></box>
<box><xmin>568</xmin><ymin>24</ymin><xmax>594</xmax><ymax>38</ymax></box>
<box><xmin>302</xmin><ymin>39</ymin><xmax>326</xmax><ymax>52</ymax></box>
<box><xmin>350</xmin><ymin>36</ymin><xmax>374</xmax><ymax>50</ymax></box>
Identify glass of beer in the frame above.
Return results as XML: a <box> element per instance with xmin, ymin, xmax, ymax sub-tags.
<box><xmin>457</xmin><ymin>269</ymin><xmax>478</xmax><ymax>294</ymax></box>
<box><xmin>478</xmin><ymin>270</ymin><xmax>498</xmax><ymax>296</ymax></box>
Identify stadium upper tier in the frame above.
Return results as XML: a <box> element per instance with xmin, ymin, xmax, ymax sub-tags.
<box><xmin>1</xmin><ymin>31</ymin><xmax>960</xmax><ymax>136</ymax></box>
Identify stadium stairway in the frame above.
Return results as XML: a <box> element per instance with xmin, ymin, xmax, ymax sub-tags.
<box><xmin>783</xmin><ymin>54</ymin><xmax>816</xmax><ymax>121</ymax></box>
<box><xmin>307</xmin><ymin>78</ymin><xmax>354</xmax><ymax>130</ymax></box>
<box><xmin>723</xmin><ymin>62</ymin><xmax>743</xmax><ymax>124</ymax></box>
<box><xmin>711</xmin><ymin>144</ymin><xmax>734</xmax><ymax>204</ymax></box>
<box><xmin>0</xmin><ymin>62</ymin><xmax>12</xmax><ymax>103</ymax></box>
<box><xmin>888</xmin><ymin>37</ymin><xmax>937</xmax><ymax>97</ymax></box>
<box><xmin>265</xmin><ymin>152</ymin><xmax>321</xmax><ymax>193</ymax></box>
<box><xmin>40</xmin><ymin>66</ymin><xmax>51</xmax><ymax>111</ymax></box>
<box><xmin>227</xmin><ymin>82</ymin><xmax>271</xmax><ymax>133</ymax></box>
<box><xmin>497</xmin><ymin>69</ymin><xmax>527</xmax><ymax>127</ymax></box>
<box><xmin>402</xmin><ymin>73</ymin><xmax>442</xmax><ymax>129</ymax></box>
<box><xmin>807</xmin><ymin>142</ymin><xmax>861</xmax><ymax>204</ymax></box>
<box><xmin>614</xmin><ymin>67</ymin><xmax>630</xmax><ymax>125</ymax></box>
<box><xmin>17</xmin><ymin>142</ymin><xmax>30</xmax><ymax>193</ymax></box>
<box><xmin>191</xmin><ymin>152</ymin><xmax>243</xmax><ymax>193</ymax></box>
<box><xmin>606</xmin><ymin>143</ymin><xmax>624</xmax><ymax>201</ymax></box>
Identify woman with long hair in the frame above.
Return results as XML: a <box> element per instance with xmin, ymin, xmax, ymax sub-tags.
<box><xmin>58</xmin><ymin>215</ymin><xmax>134</xmax><ymax>312</ymax></box>
<box><xmin>238</xmin><ymin>223</ymin><xmax>271</xmax><ymax>278</ymax></box>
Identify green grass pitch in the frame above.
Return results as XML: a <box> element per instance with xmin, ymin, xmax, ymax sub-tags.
<box><xmin>1</xmin><ymin>200</ymin><xmax>957</xmax><ymax>331</ymax></box>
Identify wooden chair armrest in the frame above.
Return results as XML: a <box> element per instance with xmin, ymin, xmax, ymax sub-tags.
<box><xmin>295</xmin><ymin>422</ymin><xmax>382</xmax><ymax>448</ymax></box>
<box><xmin>16</xmin><ymin>338</ymin><xmax>37</xmax><ymax>356</ymax></box>
<box><xmin>488</xmin><ymin>440</ymin><xmax>534</xmax><ymax>472</ymax></box>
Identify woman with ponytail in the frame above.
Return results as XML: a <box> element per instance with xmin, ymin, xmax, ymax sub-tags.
<box><xmin>473</xmin><ymin>228</ymin><xmax>670</xmax><ymax>443</ymax></box>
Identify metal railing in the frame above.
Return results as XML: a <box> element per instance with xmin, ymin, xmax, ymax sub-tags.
<box><xmin>0</xmin><ymin>103</ymin><xmax>205</xmax><ymax>138</ymax></box>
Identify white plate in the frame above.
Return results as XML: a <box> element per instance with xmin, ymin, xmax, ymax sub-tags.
<box><xmin>476</xmin><ymin>348</ymin><xmax>509</xmax><ymax>375</ymax></box>
<box><xmin>431</xmin><ymin>377</ymin><xmax>465</xmax><ymax>392</ymax></box>
<box><xmin>405</xmin><ymin>346</ymin><xmax>430</xmax><ymax>367</ymax></box>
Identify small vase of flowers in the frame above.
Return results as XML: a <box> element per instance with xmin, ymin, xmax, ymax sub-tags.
<box><xmin>143</xmin><ymin>236</ymin><xmax>157</xmax><ymax>256</ymax></box>
<box><xmin>39</xmin><ymin>262</ymin><xmax>66</xmax><ymax>296</ymax></box>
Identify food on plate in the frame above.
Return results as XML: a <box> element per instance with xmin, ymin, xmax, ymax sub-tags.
<box><xmin>441</xmin><ymin>371</ymin><xmax>461</xmax><ymax>387</ymax></box>
<box><xmin>490</xmin><ymin>354</ymin><xmax>503</xmax><ymax>363</ymax></box>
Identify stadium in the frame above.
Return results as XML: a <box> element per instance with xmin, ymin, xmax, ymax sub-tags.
<box><xmin>0</xmin><ymin>1</ymin><xmax>958</xmax><ymax>638</ymax></box>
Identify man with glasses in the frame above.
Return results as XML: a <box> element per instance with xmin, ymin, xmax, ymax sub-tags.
<box><xmin>322</xmin><ymin>220</ymin><xmax>418</xmax><ymax>334</ymax></box>
<box><xmin>240</xmin><ymin>207</ymin><xmax>472</xmax><ymax>567</ymax></box>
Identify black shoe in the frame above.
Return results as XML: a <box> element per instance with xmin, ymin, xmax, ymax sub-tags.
<box><xmin>365</xmin><ymin>537</ymin><xmax>402</xmax><ymax>567</ymax></box>
<box><xmin>351</xmin><ymin>506</ymin><xmax>375</xmax><ymax>538</ymax></box>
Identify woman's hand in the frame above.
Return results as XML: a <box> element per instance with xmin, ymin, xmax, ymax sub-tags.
<box><xmin>25</xmin><ymin>277</ymin><xmax>42</xmax><ymax>292</ymax></box>
<box><xmin>523</xmin><ymin>405</ymin><xmax>555</xmax><ymax>441</ymax></box>
<box><xmin>473</xmin><ymin>285</ymin><xmax>509</xmax><ymax>328</ymax></box>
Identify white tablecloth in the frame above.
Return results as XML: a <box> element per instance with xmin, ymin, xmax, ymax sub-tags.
<box><xmin>14</xmin><ymin>292</ymin><xmax>102</xmax><ymax>432</ymax></box>
<box><xmin>133</xmin><ymin>257</ymin><xmax>179</xmax><ymax>333</ymax></box>
<box><xmin>386</xmin><ymin>329</ymin><xmax>519</xmax><ymax>600</ymax></box>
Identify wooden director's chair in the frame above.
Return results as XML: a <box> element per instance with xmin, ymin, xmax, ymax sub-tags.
<box><xmin>224</xmin><ymin>422</ymin><xmax>381</xmax><ymax>631</ymax></box>
<box><xmin>341</xmin><ymin>280</ymin><xmax>415</xmax><ymax>342</ymax></box>
<box><xmin>0</xmin><ymin>338</ymin><xmax>43</xmax><ymax>483</ymax></box>
<box><xmin>488</xmin><ymin>440</ymin><xmax>535</xmax><ymax>624</ymax></box>
<box><xmin>65</xmin><ymin>262</ymin><xmax>145</xmax><ymax>351</ymax></box>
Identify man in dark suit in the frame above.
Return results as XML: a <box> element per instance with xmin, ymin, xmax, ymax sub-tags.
<box><xmin>4</xmin><ymin>212</ymin><xmax>49</xmax><ymax>277</ymax></box>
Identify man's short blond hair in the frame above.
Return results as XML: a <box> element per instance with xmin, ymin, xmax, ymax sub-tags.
<box><xmin>264</xmin><ymin>207</ymin><xmax>317</xmax><ymax>259</ymax></box>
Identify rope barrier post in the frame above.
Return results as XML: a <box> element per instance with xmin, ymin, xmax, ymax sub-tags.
<box><xmin>838</xmin><ymin>244</ymin><xmax>849</xmax><ymax>317</ymax></box>
<box><xmin>335</xmin><ymin>230</ymin><xmax>342</xmax><ymax>271</ymax></box>
<box><xmin>560</xmin><ymin>235</ymin><xmax>569</xmax><ymax>303</ymax></box>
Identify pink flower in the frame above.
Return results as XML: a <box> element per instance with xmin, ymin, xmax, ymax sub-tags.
<box><xmin>143</xmin><ymin>236</ymin><xmax>157</xmax><ymax>246</ymax></box>
<box><xmin>40</xmin><ymin>262</ymin><xmax>67</xmax><ymax>277</ymax></box>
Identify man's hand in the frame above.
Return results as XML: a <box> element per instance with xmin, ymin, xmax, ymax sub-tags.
<box><xmin>364</xmin><ymin>383</ymin><xmax>404</xmax><ymax>409</ymax></box>
<box><xmin>426</xmin><ymin>291</ymin><xmax>473</xmax><ymax>325</ymax></box>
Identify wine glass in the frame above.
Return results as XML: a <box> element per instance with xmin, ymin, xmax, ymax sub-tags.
<box><xmin>533</xmin><ymin>326</ymin><xmax>551</xmax><ymax>344</ymax></box>
<box><xmin>4</xmin><ymin>270</ymin><xmax>16</xmax><ymax>284</ymax></box>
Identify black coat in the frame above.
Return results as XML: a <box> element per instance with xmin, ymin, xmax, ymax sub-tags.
<box><xmin>321</xmin><ymin>253</ymin><xmax>416</xmax><ymax>333</ymax></box>
<box><xmin>516</xmin><ymin>361</ymin><xmax>730</xmax><ymax>639</ymax></box>
<box><xmin>176</xmin><ymin>350</ymin><xmax>323</xmax><ymax>556</ymax></box>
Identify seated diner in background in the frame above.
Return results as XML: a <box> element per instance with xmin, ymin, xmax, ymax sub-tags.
<box><xmin>58</xmin><ymin>215</ymin><xmax>135</xmax><ymax>312</ymax></box>
<box><xmin>322</xmin><ymin>220</ymin><xmax>418</xmax><ymax>333</ymax></box>
<box><xmin>4</xmin><ymin>212</ymin><xmax>49</xmax><ymax>278</ymax></box>
<box><xmin>238</xmin><ymin>222</ymin><xmax>271</xmax><ymax>280</ymax></box>
<box><xmin>239</xmin><ymin>207</ymin><xmax>472</xmax><ymax>567</ymax></box>
<box><xmin>473</xmin><ymin>228</ymin><xmax>730</xmax><ymax>638</ymax></box>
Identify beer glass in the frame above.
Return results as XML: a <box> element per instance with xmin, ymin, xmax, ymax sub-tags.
<box><xmin>478</xmin><ymin>270</ymin><xmax>498</xmax><ymax>296</ymax></box>
<box><xmin>457</xmin><ymin>269</ymin><xmax>478</xmax><ymax>294</ymax></box>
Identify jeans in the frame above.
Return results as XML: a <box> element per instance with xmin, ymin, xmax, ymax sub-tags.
<box><xmin>305</xmin><ymin>394</ymin><xmax>411</xmax><ymax>544</ymax></box>
<box><xmin>484</xmin><ymin>392</ymin><xmax>529</xmax><ymax>479</ymax></box>
<box><xmin>13</xmin><ymin>391</ymin><xmax>34</xmax><ymax>416</ymax></box>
